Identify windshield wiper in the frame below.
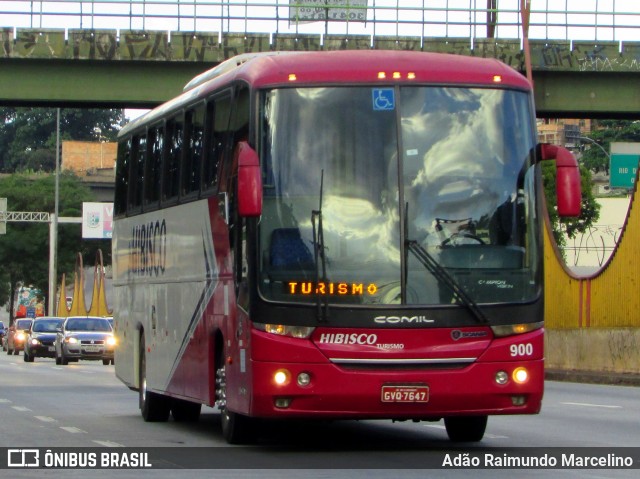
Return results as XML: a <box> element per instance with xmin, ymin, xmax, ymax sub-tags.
<box><xmin>311</xmin><ymin>170</ymin><xmax>328</xmax><ymax>322</ymax></box>
<box><xmin>405</xmin><ymin>240</ymin><xmax>489</xmax><ymax>325</ymax></box>
<box><xmin>403</xmin><ymin>204</ymin><xmax>488</xmax><ymax>325</ymax></box>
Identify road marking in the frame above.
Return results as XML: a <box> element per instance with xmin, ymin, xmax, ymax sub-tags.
<box><xmin>561</xmin><ymin>401</ymin><xmax>622</xmax><ymax>409</ymax></box>
<box><xmin>34</xmin><ymin>416</ymin><xmax>57</xmax><ymax>423</ymax></box>
<box><xmin>424</xmin><ymin>424</ymin><xmax>446</xmax><ymax>430</ymax></box>
<box><xmin>60</xmin><ymin>426</ymin><xmax>87</xmax><ymax>433</ymax></box>
<box><xmin>12</xmin><ymin>406</ymin><xmax>32</xmax><ymax>412</ymax></box>
<box><xmin>93</xmin><ymin>440</ymin><xmax>124</xmax><ymax>447</ymax></box>
<box><xmin>0</xmin><ymin>398</ymin><xmax>12</xmax><ymax>404</ymax></box>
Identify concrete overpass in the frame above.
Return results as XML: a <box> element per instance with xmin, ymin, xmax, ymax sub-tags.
<box><xmin>1</xmin><ymin>27</ymin><xmax>639</xmax><ymax>119</ymax></box>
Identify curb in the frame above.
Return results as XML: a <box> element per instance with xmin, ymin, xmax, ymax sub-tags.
<box><xmin>545</xmin><ymin>369</ymin><xmax>640</xmax><ymax>387</ymax></box>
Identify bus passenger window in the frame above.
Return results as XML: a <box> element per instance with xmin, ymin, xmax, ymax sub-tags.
<box><xmin>128</xmin><ymin>134</ymin><xmax>146</xmax><ymax>211</ymax></box>
<box><xmin>144</xmin><ymin>124</ymin><xmax>163</xmax><ymax>208</ymax></box>
<box><xmin>163</xmin><ymin>115</ymin><xmax>183</xmax><ymax>202</ymax></box>
<box><xmin>114</xmin><ymin>139</ymin><xmax>131</xmax><ymax>216</ymax></box>
<box><xmin>182</xmin><ymin>105</ymin><xmax>204</xmax><ymax>197</ymax></box>
<box><xmin>203</xmin><ymin>95</ymin><xmax>231</xmax><ymax>192</ymax></box>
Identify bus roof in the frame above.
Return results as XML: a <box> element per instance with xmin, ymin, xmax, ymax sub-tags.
<box><xmin>120</xmin><ymin>50</ymin><xmax>530</xmax><ymax>136</ymax></box>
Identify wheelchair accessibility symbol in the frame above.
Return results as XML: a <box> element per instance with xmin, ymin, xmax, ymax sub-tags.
<box><xmin>372</xmin><ymin>88</ymin><xmax>395</xmax><ymax>111</ymax></box>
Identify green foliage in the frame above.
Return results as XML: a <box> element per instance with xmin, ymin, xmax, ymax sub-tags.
<box><xmin>542</xmin><ymin>162</ymin><xmax>600</xmax><ymax>251</ymax></box>
<box><xmin>580</xmin><ymin>120</ymin><xmax>640</xmax><ymax>174</ymax></box>
<box><xmin>0</xmin><ymin>173</ymin><xmax>111</xmax><ymax>314</ymax></box>
<box><xmin>0</xmin><ymin>107</ymin><xmax>125</xmax><ymax>173</ymax></box>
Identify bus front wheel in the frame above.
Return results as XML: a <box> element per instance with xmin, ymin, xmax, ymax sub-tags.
<box><xmin>216</xmin><ymin>364</ymin><xmax>254</xmax><ymax>444</ymax></box>
<box><xmin>444</xmin><ymin>415</ymin><xmax>488</xmax><ymax>442</ymax></box>
<box><xmin>139</xmin><ymin>335</ymin><xmax>170</xmax><ymax>422</ymax></box>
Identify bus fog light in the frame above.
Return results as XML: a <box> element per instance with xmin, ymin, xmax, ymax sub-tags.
<box><xmin>274</xmin><ymin>369</ymin><xmax>290</xmax><ymax>386</ymax></box>
<box><xmin>513</xmin><ymin>367</ymin><xmax>529</xmax><ymax>384</ymax></box>
<box><xmin>297</xmin><ymin>372</ymin><xmax>311</xmax><ymax>387</ymax></box>
<box><xmin>511</xmin><ymin>395</ymin><xmax>527</xmax><ymax>406</ymax></box>
<box><xmin>495</xmin><ymin>371</ymin><xmax>509</xmax><ymax>385</ymax></box>
<box><xmin>274</xmin><ymin>398</ymin><xmax>291</xmax><ymax>408</ymax></box>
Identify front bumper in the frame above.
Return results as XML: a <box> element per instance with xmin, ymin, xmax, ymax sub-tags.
<box><xmin>62</xmin><ymin>344</ymin><xmax>114</xmax><ymax>361</ymax></box>
<box><xmin>247</xmin><ymin>358</ymin><xmax>544</xmax><ymax>419</ymax></box>
<box><xmin>27</xmin><ymin>343</ymin><xmax>57</xmax><ymax>358</ymax></box>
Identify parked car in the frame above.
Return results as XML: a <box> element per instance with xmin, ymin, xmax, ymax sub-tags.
<box><xmin>54</xmin><ymin>316</ymin><xmax>115</xmax><ymax>366</ymax></box>
<box><xmin>6</xmin><ymin>318</ymin><xmax>33</xmax><ymax>355</ymax></box>
<box><xmin>23</xmin><ymin>317</ymin><xmax>64</xmax><ymax>362</ymax></box>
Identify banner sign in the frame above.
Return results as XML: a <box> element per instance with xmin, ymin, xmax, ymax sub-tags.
<box><xmin>290</xmin><ymin>0</ymin><xmax>368</xmax><ymax>23</ymax></box>
<box><xmin>82</xmin><ymin>202</ymin><xmax>113</xmax><ymax>239</ymax></box>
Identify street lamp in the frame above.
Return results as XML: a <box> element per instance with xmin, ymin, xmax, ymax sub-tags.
<box><xmin>578</xmin><ymin>136</ymin><xmax>611</xmax><ymax>161</ymax></box>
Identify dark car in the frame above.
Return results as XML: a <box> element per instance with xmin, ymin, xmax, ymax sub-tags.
<box><xmin>23</xmin><ymin>317</ymin><xmax>64</xmax><ymax>362</ymax></box>
<box><xmin>54</xmin><ymin>316</ymin><xmax>115</xmax><ymax>366</ymax></box>
<box><xmin>6</xmin><ymin>318</ymin><xmax>33</xmax><ymax>355</ymax></box>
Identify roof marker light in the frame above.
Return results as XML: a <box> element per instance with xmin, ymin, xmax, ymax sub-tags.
<box><xmin>378</xmin><ymin>72</ymin><xmax>386</xmax><ymax>79</ymax></box>
<box><xmin>288</xmin><ymin>73</ymin><xmax>297</xmax><ymax>81</ymax></box>
<box><xmin>392</xmin><ymin>71</ymin><xmax>401</xmax><ymax>79</ymax></box>
<box><xmin>407</xmin><ymin>72</ymin><xmax>416</xmax><ymax>80</ymax></box>
<box><xmin>493</xmin><ymin>75</ymin><xmax>503</xmax><ymax>83</ymax></box>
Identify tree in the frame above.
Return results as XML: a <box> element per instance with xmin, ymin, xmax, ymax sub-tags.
<box><xmin>542</xmin><ymin>162</ymin><xmax>600</xmax><ymax>253</ymax></box>
<box><xmin>580</xmin><ymin>120</ymin><xmax>640</xmax><ymax>174</ymax></box>
<box><xmin>0</xmin><ymin>173</ymin><xmax>111</xmax><ymax>321</ymax></box>
<box><xmin>0</xmin><ymin>107</ymin><xmax>125</xmax><ymax>173</ymax></box>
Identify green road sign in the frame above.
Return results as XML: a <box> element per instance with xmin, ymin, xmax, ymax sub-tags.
<box><xmin>610</xmin><ymin>154</ymin><xmax>639</xmax><ymax>188</ymax></box>
<box><xmin>610</xmin><ymin>143</ymin><xmax>640</xmax><ymax>189</ymax></box>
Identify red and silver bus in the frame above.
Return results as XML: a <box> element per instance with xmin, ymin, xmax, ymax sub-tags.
<box><xmin>113</xmin><ymin>50</ymin><xmax>581</xmax><ymax>443</ymax></box>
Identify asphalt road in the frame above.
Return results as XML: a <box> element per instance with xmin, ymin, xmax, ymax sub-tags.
<box><xmin>0</xmin><ymin>350</ymin><xmax>638</xmax><ymax>479</ymax></box>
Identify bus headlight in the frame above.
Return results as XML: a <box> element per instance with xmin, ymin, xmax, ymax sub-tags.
<box><xmin>254</xmin><ymin>323</ymin><xmax>315</xmax><ymax>339</ymax></box>
<box><xmin>274</xmin><ymin>369</ymin><xmax>290</xmax><ymax>386</ymax></box>
<box><xmin>513</xmin><ymin>367</ymin><xmax>529</xmax><ymax>384</ymax></box>
<box><xmin>495</xmin><ymin>371</ymin><xmax>509</xmax><ymax>385</ymax></box>
<box><xmin>297</xmin><ymin>372</ymin><xmax>311</xmax><ymax>387</ymax></box>
<box><xmin>491</xmin><ymin>321</ymin><xmax>543</xmax><ymax>337</ymax></box>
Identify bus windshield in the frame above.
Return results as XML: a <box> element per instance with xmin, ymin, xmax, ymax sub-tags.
<box><xmin>258</xmin><ymin>85</ymin><xmax>539</xmax><ymax>307</ymax></box>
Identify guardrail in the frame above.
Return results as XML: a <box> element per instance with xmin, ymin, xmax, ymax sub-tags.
<box><xmin>1</xmin><ymin>1</ymin><xmax>639</xmax><ymax>42</ymax></box>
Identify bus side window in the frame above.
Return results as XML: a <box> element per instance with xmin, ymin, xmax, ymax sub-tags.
<box><xmin>182</xmin><ymin>104</ymin><xmax>204</xmax><ymax>198</ymax></box>
<box><xmin>128</xmin><ymin>134</ymin><xmax>146</xmax><ymax>212</ymax></box>
<box><xmin>144</xmin><ymin>123</ymin><xmax>163</xmax><ymax>209</ymax></box>
<box><xmin>115</xmin><ymin>139</ymin><xmax>131</xmax><ymax>216</ymax></box>
<box><xmin>163</xmin><ymin>114</ymin><xmax>183</xmax><ymax>203</ymax></box>
<box><xmin>203</xmin><ymin>94</ymin><xmax>231</xmax><ymax>193</ymax></box>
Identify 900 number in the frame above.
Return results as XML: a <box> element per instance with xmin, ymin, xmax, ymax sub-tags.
<box><xmin>510</xmin><ymin>343</ymin><xmax>533</xmax><ymax>357</ymax></box>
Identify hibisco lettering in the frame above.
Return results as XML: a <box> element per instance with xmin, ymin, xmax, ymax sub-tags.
<box><xmin>128</xmin><ymin>219</ymin><xmax>167</xmax><ymax>277</ymax></box>
<box><xmin>318</xmin><ymin>333</ymin><xmax>378</xmax><ymax>345</ymax></box>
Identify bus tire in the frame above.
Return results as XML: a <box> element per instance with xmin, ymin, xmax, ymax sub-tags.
<box><xmin>171</xmin><ymin>398</ymin><xmax>202</xmax><ymax>422</ymax></box>
<box><xmin>444</xmin><ymin>415</ymin><xmax>488</xmax><ymax>442</ymax></box>
<box><xmin>215</xmin><ymin>364</ymin><xmax>254</xmax><ymax>444</ymax></box>
<box><xmin>221</xmin><ymin>408</ymin><xmax>254</xmax><ymax>445</ymax></box>
<box><xmin>139</xmin><ymin>335</ymin><xmax>170</xmax><ymax>422</ymax></box>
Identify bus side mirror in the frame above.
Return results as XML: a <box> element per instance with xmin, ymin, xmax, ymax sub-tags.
<box><xmin>539</xmin><ymin>143</ymin><xmax>582</xmax><ymax>217</ymax></box>
<box><xmin>236</xmin><ymin>141</ymin><xmax>263</xmax><ymax>217</ymax></box>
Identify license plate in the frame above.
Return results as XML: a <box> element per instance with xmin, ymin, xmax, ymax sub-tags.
<box><xmin>83</xmin><ymin>345</ymin><xmax>102</xmax><ymax>352</ymax></box>
<box><xmin>48</xmin><ymin>346</ymin><xmax>55</xmax><ymax>352</ymax></box>
<box><xmin>381</xmin><ymin>385</ymin><xmax>429</xmax><ymax>403</ymax></box>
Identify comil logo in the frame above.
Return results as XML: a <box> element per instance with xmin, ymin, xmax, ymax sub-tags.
<box><xmin>8</xmin><ymin>449</ymin><xmax>39</xmax><ymax>468</ymax></box>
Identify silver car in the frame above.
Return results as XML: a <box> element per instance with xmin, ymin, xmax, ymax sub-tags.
<box><xmin>54</xmin><ymin>316</ymin><xmax>116</xmax><ymax>366</ymax></box>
